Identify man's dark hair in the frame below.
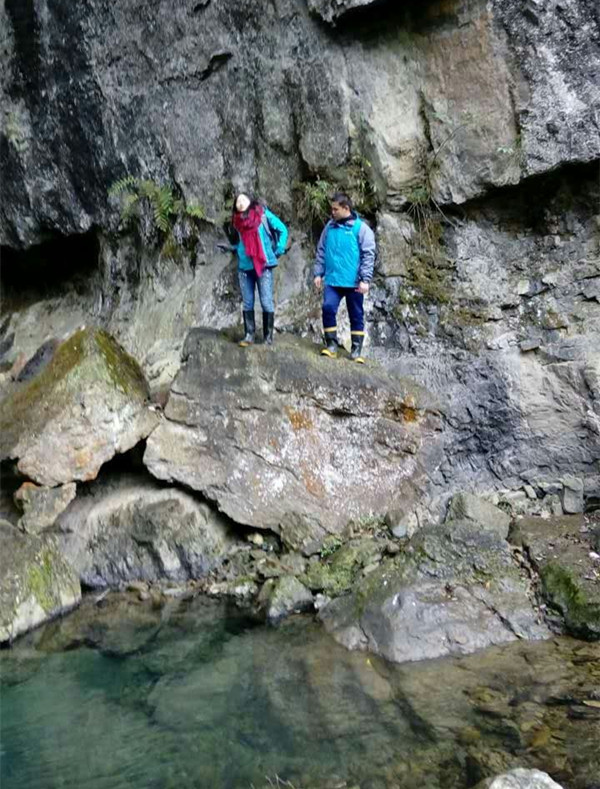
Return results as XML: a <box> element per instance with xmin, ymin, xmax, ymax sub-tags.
<box><xmin>330</xmin><ymin>192</ymin><xmax>353</xmax><ymax>209</ymax></box>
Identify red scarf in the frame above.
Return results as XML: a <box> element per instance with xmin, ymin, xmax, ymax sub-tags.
<box><xmin>233</xmin><ymin>205</ymin><xmax>267</xmax><ymax>277</ymax></box>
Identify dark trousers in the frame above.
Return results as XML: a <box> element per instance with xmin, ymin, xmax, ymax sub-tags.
<box><xmin>322</xmin><ymin>285</ymin><xmax>364</xmax><ymax>333</ymax></box>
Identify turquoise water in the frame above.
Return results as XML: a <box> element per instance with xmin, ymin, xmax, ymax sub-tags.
<box><xmin>1</xmin><ymin>593</ymin><xmax>599</xmax><ymax>789</ymax></box>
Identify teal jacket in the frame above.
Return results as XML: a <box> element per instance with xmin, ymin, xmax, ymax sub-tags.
<box><xmin>235</xmin><ymin>209</ymin><xmax>288</xmax><ymax>272</ymax></box>
<box><xmin>313</xmin><ymin>212</ymin><xmax>376</xmax><ymax>287</ymax></box>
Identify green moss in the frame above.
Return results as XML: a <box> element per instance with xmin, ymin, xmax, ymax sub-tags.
<box><xmin>541</xmin><ymin>562</ymin><xmax>600</xmax><ymax>640</ymax></box>
<box><xmin>303</xmin><ymin>539</ymin><xmax>384</xmax><ymax>597</ymax></box>
<box><xmin>94</xmin><ymin>330</ymin><xmax>148</xmax><ymax>397</ymax></box>
<box><xmin>450</xmin><ymin>307</ymin><xmax>487</xmax><ymax>328</ymax></box>
<box><xmin>0</xmin><ymin>331</ymin><xmax>84</xmax><ymax>446</ymax></box>
<box><xmin>404</xmin><ymin>254</ymin><xmax>451</xmax><ymax>305</ymax></box>
<box><xmin>27</xmin><ymin>548</ymin><xmax>58</xmax><ymax>613</ymax></box>
<box><xmin>0</xmin><ymin>328</ymin><xmax>148</xmax><ymax>456</ymax></box>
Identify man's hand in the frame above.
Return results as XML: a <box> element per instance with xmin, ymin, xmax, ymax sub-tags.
<box><xmin>314</xmin><ymin>276</ymin><xmax>323</xmax><ymax>291</ymax></box>
<box><xmin>356</xmin><ymin>281</ymin><xmax>370</xmax><ymax>294</ymax></box>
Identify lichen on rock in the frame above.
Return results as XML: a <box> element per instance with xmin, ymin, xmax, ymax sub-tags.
<box><xmin>0</xmin><ymin>521</ymin><xmax>81</xmax><ymax>643</ymax></box>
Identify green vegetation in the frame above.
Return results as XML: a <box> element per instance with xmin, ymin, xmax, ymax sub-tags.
<box><xmin>109</xmin><ymin>176</ymin><xmax>207</xmax><ymax>259</ymax></box>
<box><xmin>541</xmin><ymin>562</ymin><xmax>600</xmax><ymax>640</ymax></box>
<box><xmin>295</xmin><ymin>176</ymin><xmax>334</xmax><ymax>224</ymax></box>
<box><xmin>319</xmin><ymin>534</ymin><xmax>343</xmax><ymax>559</ymax></box>
<box><xmin>295</xmin><ymin>154</ymin><xmax>379</xmax><ymax>226</ymax></box>
<box><xmin>27</xmin><ymin>548</ymin><xmax>57</xmax><ymax>612</ymax></box>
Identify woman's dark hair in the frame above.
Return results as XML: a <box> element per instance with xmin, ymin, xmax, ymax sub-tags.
<box><xmin>330</xmin><ymin>192</ymin><xmax>353</xmax><ymax>209</ymax></box>
<box><xmin>231</xmin><ymin>193</ymin><xmax>264</xmax><ymax>216</ymax></box>
<box><xmin>227</xmin><ymin>193</ymin><xmax>264</xmax><ymax>243</ymax></box>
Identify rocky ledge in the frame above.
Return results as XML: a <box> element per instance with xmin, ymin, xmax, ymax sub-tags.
<box><xmin>145</xmin><ymin>328</ymin><xmax>443</xmax><ymax>553</ymax></box>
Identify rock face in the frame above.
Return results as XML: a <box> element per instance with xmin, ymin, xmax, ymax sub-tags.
<box><xmin>2</xmin><ymin>0</ymin><xmax>597</xmax><ymax>247</ymax></box>
<box><xmin>319</xmin><ymin>515</ymin><xmax>550</xmax><ymax>663</ymax></box>
<box><xmin>55</xmin><ymin>475</ymin><xmax>237</xmax><ymax>587</ymax></box>
<box><xmin>0</xmin><ymin>521</ymin><xmax>81</xmax><ymax>643</ymax></box>
<box><xmin>0</xmin><ymin>328</ymin><xmax>158</xmax><ymax>486</ymax></box>
<box><xmin>144</xmin><ymin>329</ymin><xmax>442</xmax><ymax>551</ymax></box>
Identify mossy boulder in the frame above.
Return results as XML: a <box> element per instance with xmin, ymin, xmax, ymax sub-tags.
<box><xmin>540</xmin><ymin>563</ymin><xmax>600</xmax><ymax>639</ymax></box>
<box><xmin>0</xmin><ymin>327</ymin><xmax>158</xmax><ymax>486</ymax></box>
<box><xmin>319</xmin><ymin>518</ymin><xmax>550</xmax><ymax>664</ymax></box>
<box><xmin>511</xmin><ymin>515</ymin><xmax>600</xmax><ymax>641</ymax></box>
<box><xmin>0</xmin><ymin>521</ymin><xmax>81</xmax><ymax>643</ymax></box>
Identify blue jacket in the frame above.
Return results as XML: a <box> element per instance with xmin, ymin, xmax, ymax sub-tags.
<box><xmin>235</xmin><ymin>209</ymin><xmax>289</xmax><ymax>272</ymax></box>
<box><xmin>313</xmin><ymin>212</ymin><xmax>376</xmax><ymax>287</ymax></box>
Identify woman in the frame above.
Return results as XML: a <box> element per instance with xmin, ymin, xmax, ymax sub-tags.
<box><xmin>224</xmin><ymin>193</ymin><xmax>288</xmax><ymax>346</ymax></box>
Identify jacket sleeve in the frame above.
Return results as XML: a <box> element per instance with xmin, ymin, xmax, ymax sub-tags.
<box><xmin>358</xmin><ymin>222</ymin><xmax>376</xmax><ymax>283</ymax></box>
<box><xmin>313</xmin><ymin>224</ymin><xmax>329</xmax><ymax>278</ymax></box>
<box><xmin>265</xmin><ymin>209</ymin><xmax>289</xmax><ymax>256</ymax></box>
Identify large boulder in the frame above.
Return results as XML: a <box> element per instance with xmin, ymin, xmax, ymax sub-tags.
<box><xmin>0</xmin><ymin>521</ymin><xmax>81</xmax><ymax>643</ymax></box>
<box><xmin>55</xmin><ymin>474</ymin><xmax>237</xmax><ymax>587</ymax></box>
<box><xmin>144</xmin><ymin>329</ymin><xmax>443</xmax><ymax>552</ymax></box>
<box><xmin>0</xmin><ymin>328</ymin><xmax>158</xmax><ymax>486</ymax></box>
<box><xmin>319</xmin><ymin>517</ymin><xmax>550</xmax><ymax>663</ymax></box>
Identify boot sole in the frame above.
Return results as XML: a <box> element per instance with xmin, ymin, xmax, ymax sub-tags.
<box><xmin>352</xmin><ymin>357</ymin><xmax>365</xmax><ymax>364</ymax></box>
<box><xmin>320</xmin><ymin>349</ymin><xmax>337</xmax><ymax>358</ymax></box>
<box><xmin>239</xmin><ymin>341</ymin><xmax>254</xmax><ymax>347</ymax></box>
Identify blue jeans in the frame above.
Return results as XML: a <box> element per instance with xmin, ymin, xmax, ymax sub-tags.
<box><xmin>238</xmin><ymin>268</ymin><xmax>274</xmax><ymax>312</ymax></box>
<box><xmin>322</xmin><ymin>285</ymin><xmax>364</xmax><ymax>332</ymax></box>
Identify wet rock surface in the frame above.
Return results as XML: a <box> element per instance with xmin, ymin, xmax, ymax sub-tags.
<box><xmin>0</xmin><ymin>328</ymin><xmax>158</xmax><ymax>486</ymax></box>
<box><xmin>0</xmin><ymin>521</ymin><xmax>81</xmax><ymax>643</ymax></box>
<box><xmin>479</xmin><ymin>768</ymin><xmax>564</xmax><ymax>789</ymax></box>
<box><xmin>145</xmin><ymin>329</ymin><xmax>442</xmax><ymax>549</ymax></box>
<box><xmin>2</xmin><ymin>597</ymin><xmax>599</xmax><ymax>789</ymax></box>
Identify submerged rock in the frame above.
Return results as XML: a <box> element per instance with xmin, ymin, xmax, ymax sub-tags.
<box><xmin>0</xmin><ymin>521</ymin><xmax>81</xmax><ymax>643</ymax></box>
<box><xmin>144</xmin><ymin>329</ymin><xmax>442</xmax><ymax>552</ymax></box>
<box><xmin>55</xmin><ymin>474</ymin><xmax>237</xmax><ymax>587</ymax></box>
<box><xmin>0</xmin><ymin>328</ymin><xmax>158</xmax><ymax>486</ymax></box>
<box><xmin>319</xmin><ymin>517</ymin><xmax>549</xmax><ymax>664</ymax></box>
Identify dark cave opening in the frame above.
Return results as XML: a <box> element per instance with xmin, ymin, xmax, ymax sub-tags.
<box><xmin>0</xmin><ymin>228</ymin><xmax>100</xmax><ymax>312</ymax></box>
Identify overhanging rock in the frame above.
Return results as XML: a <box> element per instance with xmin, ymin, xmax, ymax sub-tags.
<box><xmin>144</xmin><ymin>329</ymin><xmax>445</xmax><ymax>552</ymax></box>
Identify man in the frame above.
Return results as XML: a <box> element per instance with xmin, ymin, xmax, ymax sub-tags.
<box><xmin>313</xmin><ymin>192</ymin><xmax>376</xmax><ymax>363</ymax></box>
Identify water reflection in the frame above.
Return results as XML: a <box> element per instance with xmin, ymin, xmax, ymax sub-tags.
<box><xmin>1</xmin><ymin>593</ymin><xmax>599</xmax><ymax>789</ymax></box>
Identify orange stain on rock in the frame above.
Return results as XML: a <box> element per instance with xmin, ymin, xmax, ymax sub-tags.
<box><xmin>284</xmin><ymin>406</ymin><xmax>314</xmax><ymax>431</ymax></box>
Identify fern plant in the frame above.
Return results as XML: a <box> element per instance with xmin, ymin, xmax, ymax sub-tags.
<box><xmin>295</xmin><ymin>177</ymin><xmax>334</xmax><ymax>224</ymax></box>
<box><xmin>108</xmin><ymin>176</ymin><xmax>207</xmax><ymax>259</ymax></box>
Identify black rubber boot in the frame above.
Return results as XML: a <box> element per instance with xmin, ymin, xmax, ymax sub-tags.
<box><xmin>263</xmin><ymin>312</ymin><xmax>275</xmax><ymax>345</ymax></box>
<box><xmin>350</xmin><ymin>334</ymin><xmax>365</xmax><ymax>363</ymax></box>
<box><xmin>239</xmin><ymin>311</ymin><xmax>255</xmax><ymax>347</ymax></box>
<box><xmin>320</xmin><ymin>330</ymin><xmax>338</xmax><ymax>358</ymax></box>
